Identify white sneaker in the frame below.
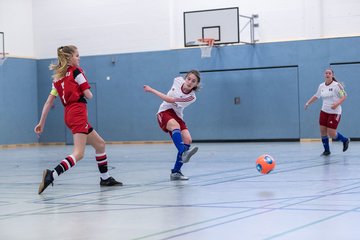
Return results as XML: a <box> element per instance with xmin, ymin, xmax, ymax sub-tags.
<box><xmin>170</xmin><ymin>172</ymin><xmax>189</xmax><ymax>181</ymax></box>
<box><xmin>181</xmin><ymin>146</ymin><xmax>198</xmax><ymax>163</ymax></box>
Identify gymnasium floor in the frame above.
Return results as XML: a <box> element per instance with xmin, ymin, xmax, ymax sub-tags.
<box><xmin>0</xmin><ymin>141</ymin><xmax>358</xmax><ymax>240</ymax></box>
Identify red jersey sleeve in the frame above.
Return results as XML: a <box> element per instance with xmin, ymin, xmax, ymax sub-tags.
<box><xmin>73</xmin><ymin>67</ymin><xmax>91</xmax><ymax>92</ymax></box>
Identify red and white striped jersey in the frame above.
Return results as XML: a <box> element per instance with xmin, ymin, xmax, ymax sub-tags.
<box><xmin>158</xmin><ymin>76</ymin><xmax>196</xmax><ymax>119</ymax></box>
<box><xmin>50</xmin><ymin>66</ymin><xmax>91</xmax><ymax>106</ymax></box>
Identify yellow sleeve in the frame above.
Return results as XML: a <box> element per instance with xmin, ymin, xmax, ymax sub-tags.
<box><xmin>50</xmin><ymin>88</ymin><xmax>58</xmax><ymax>97</ymax></box>
<box><xmin>337</xmin><ymin>83</ymin><xmax>346</xmax><ymax>97</ymax></box>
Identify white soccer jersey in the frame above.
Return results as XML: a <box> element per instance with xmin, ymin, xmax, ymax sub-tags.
<box><xmin>314</xmin><ymin>81</ymin><xmax>346</xmax><ymax>114</ymax></box>
<box><xmin>158</xmin><ymin>77</ymin><xmax>196</xmax><ymax>119</ymax></box>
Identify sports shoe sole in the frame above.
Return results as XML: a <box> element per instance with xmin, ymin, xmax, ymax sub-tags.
<box><xmin>170</xmin><ymin>174</ymin><xmax>189</xmax><ymax>181</ymax></box>
<box><xmin>321</xmin><ymin>151</ymin><xmax>331</xmax><ymax>156</ymax></box>
<box><xmin>100</xmin><ymin>177</ymin><xmax>123</xmax><ymax>186</ymax></box>
<box><xmin>170</xmin><ymin>176</ymin><xmax>189</xmax><ymax>181</ymax></box>
<box><xmin>181</xmin><ymin>147</ymin><xmax>198</xmax><ymax>163</ymax></box>
<box><xmin>343</xmin><ymin>138</ymin><xmax>350</xmax><ymax>152</ymax></box>
<box><xmin>38</xmin><ymin>169</ymin><xmax>51</xmax><ymax>194</ymax></box>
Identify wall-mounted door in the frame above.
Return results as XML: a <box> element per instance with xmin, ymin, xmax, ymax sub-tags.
<box><xmin>187</xmin><ymin>67</ymin><xmax>300</xmax><ymax>140</ymax></box>
<box><xmin>331</xmin><ymin>63</ymin><xmax>360</xmax><ymax>138</ymax></box>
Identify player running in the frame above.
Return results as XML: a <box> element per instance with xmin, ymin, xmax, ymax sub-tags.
<box><xmin>305</xmin><ymin>68</ymin><xmax>350</xmax><ymax>156</ymax></box>
<box><xmin>35</xmin><ymin>45</ymin><xmax>122</xmax><ymax>194</ymax></box>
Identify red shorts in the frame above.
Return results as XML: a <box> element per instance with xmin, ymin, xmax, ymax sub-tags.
<box><xmin>319</xmin><ymin>110</ymin><xmax>341</xmax><ymax>129</ymax></box>
<box><xmin>157</xmin><ymin>109</ymin><xmax>187</xmax><ymax>133</ymax></box>
<box><xmin>65</xmin><ymin>103</ymin><xmax>92</xmax><ymax>134</ymax></box>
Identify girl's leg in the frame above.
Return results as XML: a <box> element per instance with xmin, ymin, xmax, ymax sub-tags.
<box><xmin>182</xmin><ymin>130</ymin><xmax>192</xmax><ymax>158</ymax></box>
<box><xmin>180</xmin><ymin>129</ymin><xmax>198</xmax><ymax>163</ymax></box>
<box><xmin>166</xmin><ymin>119</ymin><xmax>187</xmax><ymax>180</ymax></box>
<box><xmin>87</xmin><ymin>129</ymin><xmax>122</xmax><ymax>186</ymax></box>
<box><xmin>166</xmin><ymin>119</ymin><xmax>185</xmax><ymax>153</ymax></box>
<box><xmin>87</xmin><ymin>129</ymin><xmax>106</xmax><ymax>153</ymax></box>
<box><xmin>38</xmin><ymin>133</ymin><xmax>87</xmax><ymax>194</ymax></box>
<box><xmin>166</xmin><ymin>120</ymin><xmax>198</xmax><ymax>180</ymax></box>
<box><xmin>169</xmin><ymin>127</ymin><xmax>198</xmax><ymax>180</ymax></box>
<box><xmin>53</xmin><ymin>133</ymin><xmax>87</xmax><ymax>178</ymax></box>
<box><xmin>166</xmin><ymin>119</ymin><xmax>198</xmax><ymax>160</ymax></box>
<box><xmin>181</xmin><ymin>129</ymin><xmax>192</xmax><ymax>145</ymax></box>
<box><xmin>87</xmin><ymin>129</ymin><xmax>107</xmax><ymax>176</ymax></box>
<box><xmin>320</xmin><ymin>125</ymin><xmax>330</xmax><ymax>155</ymax></box>
<box><xmin>328</xmin><ymin>128</ymin><xmax>350</xmax><ymax>152</ymax></box>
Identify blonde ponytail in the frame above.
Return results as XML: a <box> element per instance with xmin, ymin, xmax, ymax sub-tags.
<box><xmin>49</xmin><ymin>45</ymin><xmax>77</xmax><ymax>80</ymax></box>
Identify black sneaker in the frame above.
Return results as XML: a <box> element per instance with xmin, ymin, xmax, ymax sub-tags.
<box><xmin>100</xmin><ymin>177</ymin><xmax>123</xmax><ymax>186</ymax></box>
<box><xmin>38</xmin><ymin>169</ymin><xmax>54</xmax><ymax>194</ymax></box>
<box><xmin>321</xmin><ymin>151</ymin><xmax>331</xmax><ymax>156</ymax></box>
<box><xmin>343</xmin><ymin>138</ymin><xmax>350</xmax><ymax>152</ymax></box>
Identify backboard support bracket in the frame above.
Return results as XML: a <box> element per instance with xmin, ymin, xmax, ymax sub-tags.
<box><xmin>239</xmin><ymin>14</ymin><xmax>259</xmax><ymax>45</ymax></box>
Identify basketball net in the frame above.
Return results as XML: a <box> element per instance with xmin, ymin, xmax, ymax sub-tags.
<box><xmin>198</xmin><ymin>38</ymin><xmax>214</xmax><ymax>58</ymax></box>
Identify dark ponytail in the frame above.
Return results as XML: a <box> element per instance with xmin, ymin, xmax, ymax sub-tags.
<box><xmin>330</xmin><ymin>69</ymin><xmax>338</xmax><ymax>82</ymax></box>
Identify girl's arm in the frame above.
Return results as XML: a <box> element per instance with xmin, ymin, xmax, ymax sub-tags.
<box><xmin>304</xmin><ymin>96</ymin><xmax>318</xmax><ymax>110</ymax></box>
<box><xmin>34</xmin><ymin>94</ymin><xmax>56</xmax><ymax>134</ymax></box>
<box><xmin>143</xmin><ymin>85</ymin><xmax>175</xmax><ymax>103</ymax></box>
<box><xmin>83</xmin><ymin>89</ymin><xmax>93</xmax><ymax>100</ymax></box>
<box><xmin>331</xmin><ymin>83</ymin><xmax>347</xmax><ymax>109</ymax></box>
<box><xmin>332</xmin><ymin>95</ymin><xmax>346</xmax><ymax>110</ymax></box>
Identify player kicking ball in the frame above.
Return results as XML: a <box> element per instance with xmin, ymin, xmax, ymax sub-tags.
<box><xmin>144</xmin><ymin>70</ymin><xmax>201</xmax><ymax>180</ymax></box>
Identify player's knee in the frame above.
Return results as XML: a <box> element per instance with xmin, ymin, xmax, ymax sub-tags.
<box><xmin>329</xmin><ymin>133</ymin><xmax>337</xmax><ymax>138</ymax></box>
<box><xmin>327</xmin><ymin>130</ymin><xmax>337</xmax><ymax>138</ymax></box>
<box><xmin>183</xmin><ymin>136</ymin><xmax>192</xmax><ymax>145</ymax></box>
<box><xmin>166</xmin><ymin>121</ymin><xmax>180</xmax><ymax>131</ymax></box>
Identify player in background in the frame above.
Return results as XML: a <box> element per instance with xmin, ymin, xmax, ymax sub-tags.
<box><xmin>304</xmin><ymin>68</ymin><xmax>350</xmax><ymax>156</ymax></box>
<box><xmin>35</xmin><ymin>45</ymin><xmax>122</xmax><ymax>194</ymax></box>
<box><xmin>144</xmin><ymin>70</ymin><xmax>200</xmax><ymax>180</ymax></box>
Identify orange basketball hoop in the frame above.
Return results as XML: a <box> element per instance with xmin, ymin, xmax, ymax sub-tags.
<box><xmin>198</xmin><ymin>38</ymin><xmax>215</xmax><ymax>58</ymax></box>
<box><xmin>198</xmin><ymin>38</ymin><xmax>215</xmax><ymax>46</ymax></box>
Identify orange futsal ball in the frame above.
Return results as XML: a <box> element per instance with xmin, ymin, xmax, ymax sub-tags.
<box><xmin>256</xmin><ymin>154</ymin><xmax>276</xmax><ymax>174</ymax></box>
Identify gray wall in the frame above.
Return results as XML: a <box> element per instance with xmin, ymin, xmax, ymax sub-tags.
<box><xmin>1</xmin><ymin>36</ymin><xmax>359</xmax><ymax>144</ymax></box>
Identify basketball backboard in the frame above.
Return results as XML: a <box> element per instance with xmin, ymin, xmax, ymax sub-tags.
<box><xmin>0</xmin><ymin>32</ymin><xmax>5</xmax><ymax>58</ymax></box>
<box><xmin>0</xmin><ymin>32</ymin><xmax>6</xmax><ymax>65</ymax></box>
<box><xmin>184</xmin><ymin>7</ymin><xmax>239</xmax><ymax>47</ymax></box>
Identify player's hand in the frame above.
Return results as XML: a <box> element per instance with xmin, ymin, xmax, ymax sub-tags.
<box><xmin>34</xmin><ymin>124</ymin><xmax>43</xmax><ymax>134</ymax></box>
<box><xmin>143</xmin><ymin>85</ymin><xmax>153</xmax><ymax>92</ymax></box>
<box><xmin>304</xmin><ymin>103</ymin><xmax>309</xmax><ymax>110</ymax></box>
<box><xmin>331</xmin><ymin>103</ymin><xmax>338</xmax><ymax>110</ymax></box>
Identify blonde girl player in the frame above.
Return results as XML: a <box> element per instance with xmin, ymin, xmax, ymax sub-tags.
<box><xmin>144</xmin><ymin>70</ymin><xmax>200</xmax><ymax>180</ymax></box>
<box><xmin>305</xmin><ymin>68</ymin><xmax>350</xmax><ymax>156</ymax></box>
<box><xmin>35</xmin><ymin>45</ymin><xmax>122</xmax><ymax>194</ymax></box>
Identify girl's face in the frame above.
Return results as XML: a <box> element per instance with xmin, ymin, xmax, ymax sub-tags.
<box><xmin>69</xmin><ymin>49</ymin><xmax>80</xmax><ymax>67</ymax></box>
<box><xmin>184</xmin><ymin>73</ymin><xmax>199</xmax><ymax>90</ymax></box>
<box><xmin>325</xmin><ymin>69</ymin><xmax>333</xmax><ymax>80</ymax></box>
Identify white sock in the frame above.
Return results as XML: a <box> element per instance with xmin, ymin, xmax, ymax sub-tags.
<box><xmin>101</xmin><ymin>172</ymin><xmax>110</xmax><ymax>180</ymax></box>
<box><xmin>52</xmin><ymin>170</ymin><xmax>59</xmax><ymax>179</ymax></box>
